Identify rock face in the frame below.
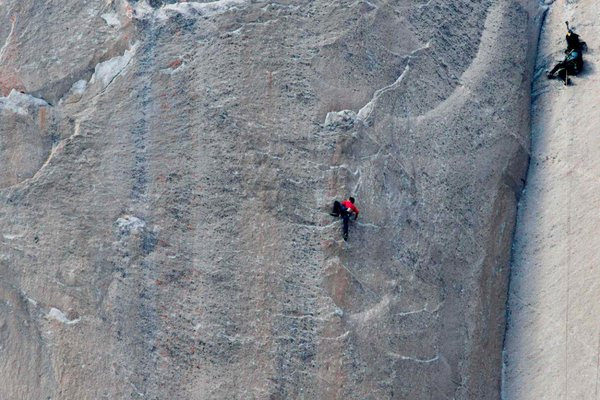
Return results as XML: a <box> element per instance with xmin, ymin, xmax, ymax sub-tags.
<box><xmin>503</xmin><ymin>1</ymin><xmax>600</xmax><ymax>398</ymax></box>
<box><xmin>0</xmin><ymin>1</ymin><xmax>542</xmax><ymax>399</ymax></box>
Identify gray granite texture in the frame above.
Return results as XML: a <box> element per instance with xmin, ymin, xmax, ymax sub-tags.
<box><xmin>504</xmin><ymin>1</ymin><xmax>600</xmax><ymax>398</ymax></box>
<box><xmin>0</xmin><ymin>1</ymin><xmax>542</xmax><ymax>399</ymax></box>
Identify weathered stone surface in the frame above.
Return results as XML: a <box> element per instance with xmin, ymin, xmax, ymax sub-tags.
<box><xmin>0</xmin><ymin>1</ymin><xmax>542</xmax><ymax>399</ymax></box>
<box><xmin>503</xmin><ymin>1</ymin><xmax>600</xmax><ymax>398</ymax></box>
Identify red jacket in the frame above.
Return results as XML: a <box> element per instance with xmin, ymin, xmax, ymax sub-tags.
<box><xmin>341</xmin><ymin>200</ymin><xmax>359</xmax><ymax>216</ymax></box>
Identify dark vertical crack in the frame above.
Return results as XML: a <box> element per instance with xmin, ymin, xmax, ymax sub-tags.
<box><xmin>500</xmin><ymin>2</ymin><xmax>549</xmax><ymax>398</ymax></box>
<box><xmin>125</xmin><ymin>19</ymin><xmax>160</xmax><ymax>398</ymax></box>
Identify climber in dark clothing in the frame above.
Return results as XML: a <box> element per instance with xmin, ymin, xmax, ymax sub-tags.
<box><xmin>547</xmin><ymin>22</ymin><xmax>586</xmax><ymax>84</ymax></box>
<box><xmin>330</xmin><ymin>197</ymin><xmax>359</xmax><ymax>241</ymax></box>
<box><xmin>565</xmin><ymin>22</ymin><xmax>586</xmax><ymax>52</ymax></box>
<box><xmin>547</xmin><ymin>48</ymin><xmax>583</xmax><ymax>82</ymax></box>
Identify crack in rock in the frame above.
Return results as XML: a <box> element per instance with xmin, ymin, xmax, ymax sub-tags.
<box><xmin>0</xmin><ymin>15</ymin><xmax>16</xmax><ymax>64</ymax></box>
<box><xmin>388</xmin><ymin>352</ymin><xmax>440</xmax><ymax>364</ymax></box>
<box><xmin>357</xmin><ymin>41</ymin><xmax>431</xmax><ymax>122</ymax></box>
<box><xmin>324</xmin><ymin>41</ymin><xmax>431</xmax><ymax>127</ymax></box>
<box><xmin>89</xmin><ymin>43</ymin><xmax>138</xmax><ymax>91</ymax></box>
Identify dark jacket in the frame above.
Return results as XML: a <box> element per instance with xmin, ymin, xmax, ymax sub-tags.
<box><xmin>566</xmin><ymin>31</ymin><xmax>586</xmax><ymax>53</ymax></box>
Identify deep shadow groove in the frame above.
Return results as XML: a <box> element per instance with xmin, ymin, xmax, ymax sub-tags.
<box><xmin>500</xmin><ymin>2</ymin><xmax>549</xmax><ymax>399</ymax></box>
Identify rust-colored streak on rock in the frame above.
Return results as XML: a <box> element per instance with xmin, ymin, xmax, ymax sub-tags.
<box><xmin>39</xmin><ymin>106</ymin><xmax>46</xmax><ymax>131</ymax></box>
<box><xmin>168</xmin><ymin>59</ymin><xmax>182</xmax><ymax>70</ymax></box>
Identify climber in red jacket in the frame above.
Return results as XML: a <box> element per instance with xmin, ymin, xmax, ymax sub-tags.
<box><xmin>330</xmin><ymin>197</ymin><xmax>359</xmax><ymax>241</ymax></box>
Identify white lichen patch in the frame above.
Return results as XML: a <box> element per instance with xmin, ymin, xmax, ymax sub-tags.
<box><xmin>71</xmin><ymin>79</ymin><xmax>88</xmax><ymax>95</ymax></box>
<box><xmin>60</xmin><ymin>79</ymin><xmax>88</xmax><ymax>105</ymax></box>
<box><xmin>158</xmin><ymin>0</ymin><xmax>248</xmax><ymax>19</ymax></box>
<box><xmin>0</xmin><ymin>90</ymin><xmax>48</xmax><ymax>115</ymax></box>
<box><xmin>130</xmin><ymin>0</ymin><xmax>249</xmax><ymax>22</ymax></box>
<box><xmin>101</xmin><ymin>12</ymin><xmax>121</xmax><ymax>28</ymax></box>
<box><xmin>89</xmin><ymin>44</ymin><xmax>138</xmax><ymax>90</ymax></box>
<box><xmin>47</xmin><ymin>307</ymin><xmax>81</xmax><ymax>325</ymax></box>
<box><xmin>116</xmin><ymin>215</ymin><xmax>146</xmax><ymax>235</ymax></box>
<box><xmin>324</xmin><ymin>109</ymin><xmax>357</xmax><ymax>128</ymax></box>
<box><xmin>3</xmin><ymin>232</ymin><xmax>24</xmax><ymax>240</ymax></box>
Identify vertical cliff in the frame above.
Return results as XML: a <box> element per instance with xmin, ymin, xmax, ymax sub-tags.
<box><xmin>504</xmin><ymin>0</ymin><xmax>600</xmax><ymax>398</ymax></box>
<box><xmin>0</xmin><ymin>1</ymin><xmax>541</xmax><ymax>398</ymax></box>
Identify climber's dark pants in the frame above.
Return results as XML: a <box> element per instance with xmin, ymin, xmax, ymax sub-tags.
<box><xmin>549</xmin><ymin>61</ymin><xmax>568</xmax><ymax>76</ymax></box>
<box><xmin>332</xmin><ymin>201</ymin><xmax>343</xmax><ymax>216</ymax></box>
<box><xmin>549</xmin><ymin>61</ymin><xmax>580</xmax><ymax>80</ymax></box>
<box><xmin>549</xmin><ymin>62</ymin><xmax>573</xmax><ymax>80</ymax></box>
<box><xmin>332</xmin><ymin>201</ymin><xmax>350</xmax><ymax>238</ymax></box>
<box><xmin>342</xmin><ymin>214</ymin><xmax>350</xmax><ymax>237</ymax></box>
